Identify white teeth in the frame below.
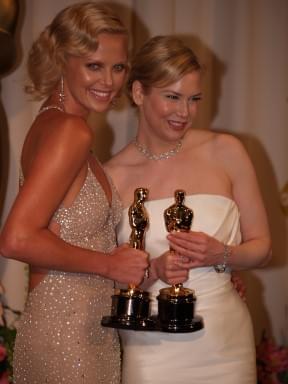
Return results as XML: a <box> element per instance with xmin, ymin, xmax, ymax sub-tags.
<box><xmin>168</xmin><ymin>120</ymin><xmax>186</xmax><ymax>127</ymax></box>
<box><xmin>90</xmin><ymin>89</ymin><xmax>110</xmax><ymax>98</ymax></box>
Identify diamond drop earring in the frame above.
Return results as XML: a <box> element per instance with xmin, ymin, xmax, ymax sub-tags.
<box><xmin>59</xmin><ymin>75</ymin><xmax>65</xmax><ymax>105</ymax></box>
<box><xmin>110</xmin><ymin>96</ymin><xmax>118</xmax><ymax>108</ymax></box>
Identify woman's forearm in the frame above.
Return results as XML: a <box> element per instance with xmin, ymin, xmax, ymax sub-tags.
<box><xmin>225</xmin><ymin>236</ymin><xmax>272</xmax><ymax>271</ymax></box>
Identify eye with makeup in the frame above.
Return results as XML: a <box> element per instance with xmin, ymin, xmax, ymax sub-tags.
<box><xmin>164</xmin><ymin>93</ymin><xmax>202</xmax><ymax>103</ymax></box>
<box><xmin>164</xmin><ymin>93</ymin><xmax>180</xmax><ymax>101</ymax></box>
<box><xmin>113</xmin><ymin>63</ymin><xmax>127</xmax><ymax>73</ymax></box>
<box><xmin>85</xmin><ymin>62</ymin><xmax>126</xmax><ymax>73</ymax></box>
<box><xmin>86</xmin><ymin>62</ymin><xmax>101</xmax><ymax>71</ymax></box>
<box><xmin>188</xmin><ymin>94</ymin><xmax>202</xmax><ymax>103</ymax></box>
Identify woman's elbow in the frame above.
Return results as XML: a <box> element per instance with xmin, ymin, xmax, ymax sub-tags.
<box><xmin>259</xmin><ymin>237</ymin><xmax>272</xmax><ymax>267</ymax></box>
<box><xmin>0</xmin><ymin>227</ymin><xmax>27</xmax><ymax>260</ymax></box>
<box><xmin>262</xmin><ymin>247</ymin><xmax>272</xmax><ymax>267</ymax></box>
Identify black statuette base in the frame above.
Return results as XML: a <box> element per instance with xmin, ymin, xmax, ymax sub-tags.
<box><xmin>101</xmin><ymin>315</ymin><xmax>204</xmax><ymax>333</ymax></box>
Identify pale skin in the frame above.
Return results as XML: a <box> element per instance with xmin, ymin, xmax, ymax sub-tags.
<box><xmin>0</xmin><ymin>33</ymin><xmax>148</xmax><ymax>290</ymax></box>
<box><xmin>105</xmin><ymin>70</ymin><xmax>271</xmax><ymax>287</ymax></box>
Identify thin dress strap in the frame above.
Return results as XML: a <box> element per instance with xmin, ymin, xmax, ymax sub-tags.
<box><xmin>19</xmin><ymin>167</ymin><xmax>24</xmax><ymax>187</ymax></box>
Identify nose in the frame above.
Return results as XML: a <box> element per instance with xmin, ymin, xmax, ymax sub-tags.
<box><xmin>101</xmin><ymin>68</ymin><xmax>113</xmax><ymax>87</ymax></box>
<box><xmin>177</xmin><ymin>99</ymin><xmax>189</xmax><ymax>118</ymax></box>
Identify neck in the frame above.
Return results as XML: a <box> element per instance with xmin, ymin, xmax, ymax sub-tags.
<box><xmin>133</xmin><ymin>136</ymin><xmax>183</xmax><ymax>161</ymax></box>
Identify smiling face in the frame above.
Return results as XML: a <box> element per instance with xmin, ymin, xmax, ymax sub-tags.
<box><xmin>133</xmin><ymin>70</ymin><xmax>202</xmax><ymax>144</ymax></box>
<box><xmin>63</xmin><ymin>33</ymin><xmax>128</xmax><ymax>116</ymax></box>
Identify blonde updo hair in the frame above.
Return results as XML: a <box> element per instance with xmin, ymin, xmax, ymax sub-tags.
<box><xmin>127</xmin><ymin>35</ymin><xmax>202</xmax><ymax>105</ymax></box>
<box><xmin>26</xmin><ymin>2</ymin><xmax>128</xmax><ymax>100</ymax></box>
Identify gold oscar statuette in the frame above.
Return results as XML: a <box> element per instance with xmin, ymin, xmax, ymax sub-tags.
<box><xmin>101</xmin><ymin>188</ymin><xmax>152</xmax><ymax>330</ymax></box>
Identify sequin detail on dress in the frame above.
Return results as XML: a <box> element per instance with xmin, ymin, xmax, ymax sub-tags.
<box><xmin>13</xmin><ymin>164</ymin><xmax>123</xmax><ymax>383</ymax></box>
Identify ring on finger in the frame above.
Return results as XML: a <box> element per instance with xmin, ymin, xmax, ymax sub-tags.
<box><xmin>144</xmin><ymin>267</ymin><xmax>150</xmax><ymax>279</ymax></box>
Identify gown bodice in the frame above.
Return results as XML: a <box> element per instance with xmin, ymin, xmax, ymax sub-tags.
<box><xmin>53</xmin><ymin>163</ymin><xmax>122</xmax><ymax>251</ymax></box>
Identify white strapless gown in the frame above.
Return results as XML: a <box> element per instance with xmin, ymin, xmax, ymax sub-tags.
<box><xmin>117</xmin><ymin>195</ymin><xmax>256</xmax><ymax>384</ymax></box>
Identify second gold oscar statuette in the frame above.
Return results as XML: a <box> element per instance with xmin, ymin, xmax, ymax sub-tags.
<box><xmin>156</xmin><ymin>189</ymin><xmax>204</xmax><ymax>332</ymax></box>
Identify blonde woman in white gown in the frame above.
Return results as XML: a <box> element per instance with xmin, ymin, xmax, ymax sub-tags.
<box><xmin>106</xmin><ymin>36</ymin><xmax>271</xmax><ymax>384</ymax></box>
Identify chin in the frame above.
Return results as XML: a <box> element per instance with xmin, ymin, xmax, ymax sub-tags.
<box><xmin>92</xmin><ymin>101</ymin><xmax>112</xmax><ymax>113</ymax></box>
<box><xmin>167</xmin><ymin>130</ymin><xmax>187</xmax><ymax>141</ymax></box>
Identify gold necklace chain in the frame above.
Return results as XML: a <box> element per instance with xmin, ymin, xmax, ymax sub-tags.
<box><xmin>133</xmin><ymin>138</ymin><xmax>182</xmax><ymax>161</ymax></box>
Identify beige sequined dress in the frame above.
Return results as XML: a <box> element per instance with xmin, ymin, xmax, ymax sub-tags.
<box><xmin>13</xmin><ymin>162</ymin><xmax>122</xmax><ymax>383</ymax></box>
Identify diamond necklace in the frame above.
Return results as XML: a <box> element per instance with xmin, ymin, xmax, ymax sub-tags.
<box><xmin>133</xmin><ymin>137</ymin><xmax>182</xmax><ymax>161</ymax></box>
<box><xmin>38</xmin><ymin>105</ymin><xmax>65</xmax><ymax>115</ymax></box>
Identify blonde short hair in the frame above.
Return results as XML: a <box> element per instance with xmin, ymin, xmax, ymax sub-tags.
<box><xmin>26</xmin><ymin>2</ymin><xmax>128</xmax><ymax>100</ymax></box>
<box><xmin>127</xmin><ymin>35</ymin><xmax>201</xmax><ymax>105</ymax></box>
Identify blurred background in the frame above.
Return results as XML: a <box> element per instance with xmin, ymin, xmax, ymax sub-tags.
<box><xmin>0</xmin><ymin>0</ymin><xmax>287</xmax><ymax>347</ymax></box>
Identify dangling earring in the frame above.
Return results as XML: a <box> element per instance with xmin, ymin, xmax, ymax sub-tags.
<box><xmin>59</xmin><ymin>75</ymin><xmax>65</xmax><ymax>105</ymax></box>
<box><xmin>111</xmin><ymin>90</ymin><xmax>122</xmax><ymax>108</ymax></box>
<box><xmin>110</xmin><ymin>96</ymin><xmax>118</xmax><ymax>108</ymax></box>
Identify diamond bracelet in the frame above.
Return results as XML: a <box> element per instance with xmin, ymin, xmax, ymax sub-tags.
<box><xmin>214</xmin><ymin>244</ymin><xmax>232</xmax><ymax>273</ymax></box>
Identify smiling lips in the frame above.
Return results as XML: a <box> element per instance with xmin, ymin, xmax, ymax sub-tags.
<box><xmin>168</xmin><ymin>119</ymin><xmax>189</xmax><ymax>130</ymax></box>
<box><xmin>89</xmin><ymin>88</ymin><xmax>113</xmax><ymax>102</ymax></box>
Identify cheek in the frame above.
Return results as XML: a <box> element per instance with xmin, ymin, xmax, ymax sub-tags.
<box><xmin>150</xmin><ymin>98</ymin><xmax>171</xmax><ymax>115</ymax></box>
<box><xmin>190</xmin><ymin>103</ymin><xmax>199</xmax><ymax>116</ymax></box>
<box><xmin>153</xmin><ymin>103</ymin><xmax>176</xmax><ymax>119</ymax></box>
<box><xmin>79</xmin><ymin>71</ymin><xmax>95</xmax><ymax>85</ymax></box>
<box><xmin>66</xmin><ymin>69</ymin><xmax>89</xmax><ymax>89</ymax></box>
<box><xmin>161</xmin><ymin>102</ymin><xmax>174</xmax><ymax>115</ymax></box>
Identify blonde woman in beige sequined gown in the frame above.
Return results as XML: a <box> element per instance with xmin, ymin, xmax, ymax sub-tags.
<box><xmin>0</xmin><ymin>3</ymin><xmax>148</xmax><ymax>383</ymax></box>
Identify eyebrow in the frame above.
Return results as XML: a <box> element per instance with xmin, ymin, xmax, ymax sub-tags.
<box><xmin>164</xmin><ymin>90</ymin><xmax>203</xmax><ymax>98</ymax></box>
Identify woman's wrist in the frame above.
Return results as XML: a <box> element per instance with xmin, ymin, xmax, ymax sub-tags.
<box><xmin>99</xmin><ymin>250</ymin><xmax>111</xmax><ymax>279</ymax></box>
<box><xmin>214</xmin><ymin>244</ymin><xmax>232</xmax><ymax>273</ymax></box>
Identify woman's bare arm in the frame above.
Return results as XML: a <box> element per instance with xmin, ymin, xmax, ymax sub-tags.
<box><xmin>168</xmin><ymin>134</ymin><xmax>271</xmax><ymax>271</ymax></box>
<box><xmin>0</xmin><ymin>114</ymin><xmax>148</xmax><ymax>285</ymax></box>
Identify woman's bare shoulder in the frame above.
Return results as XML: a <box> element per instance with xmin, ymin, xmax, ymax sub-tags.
<box><xmin>185</xmin><ymin>128</ymin><xmax>219</xmax><ymax>147</ymax></box>
<box><xmin>212</xmin><ymin>131</ymin><xmax>249</xmax><ymax>162</ymax></box>
<box><xmin>32</xmin><ymin>113</ymin><xmax>92</xmax><ymax>152</ymax></box>
<box><xmin>105</xmin><ymin>143</ymin><xmax>133</xmax><ymax>170</ymax></box>
<box><xmin>187</xmin><ymin>129</ymin><xmax>242</xmax><ymax>148</ymax></box>
<box><xmin>41</xmin><ymin>112</ymin><xmax>91</xmax><ymax>138</ymax></box>
<box><xmin>207</xmin><ymin>131</ymin><xmax>255</xmax><ymax>184</ymax></box>
<box><xmin>186</xmin><ymin>129</ymin><xmax>245</xmax><ymax>157</ymax></box>
<box><xmin>22</xmin><ymin>112</ymin><xmax>92</xmax><ymax>176</ymax></box>
<box><xmin>186</xmin><ymin>129</ymin><xmax>250</xmax><ymax>174</ymax></box>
